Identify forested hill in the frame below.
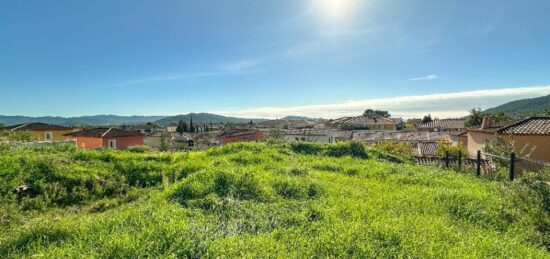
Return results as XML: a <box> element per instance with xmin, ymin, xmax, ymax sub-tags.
<box><xmin>0</xmin><ymin>115</ymin><xmax>167</xmax><ymax>126</ymax></box>
<box><xmin>484</xmin><ymin>94</ymin><xmax>550</xmax><ymax>116</ymax></box>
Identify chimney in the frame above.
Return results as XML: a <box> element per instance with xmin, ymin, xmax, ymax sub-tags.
<box><xmin>481</xmin><ymin>117</ymin><xmax>492</xmax><ymax>129</ymax></box>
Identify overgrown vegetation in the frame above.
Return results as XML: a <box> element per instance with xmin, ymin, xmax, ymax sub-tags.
<box><xmin>0</xmin><ymin>130</ymin><xmax>35</xmax><ymax>142</ymax></box>
<box><xmin>436</xmin><ymin>140</ymin><xmax>468</xmax><ymax>159</ymax></box>
<box><xmin>0</xmin><ymin>142</ymin><xmax>548</xmax><ymax>258</ymax></box>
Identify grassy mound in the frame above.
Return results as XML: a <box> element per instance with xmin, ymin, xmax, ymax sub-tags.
<box><xmin>0</xmin><ymin>142</ymin><xmax>548</xmax><ymax>258</ymax></box>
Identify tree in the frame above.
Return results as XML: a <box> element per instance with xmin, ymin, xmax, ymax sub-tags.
<box><xmin>189</xmin><ymin>116</ymin><xmax>195</xmax><ymax>133</ymax></box>
<box><xmin>465</xmin><ymin>108</ymin><xmax>483</xmax><ymax>128</ymax></box>
<box><xmin>176</xmin><ymin>119</ymin><xmax>186</xmax><ymax>134</ymax></box>
<box><xmin>159</xmin><ymin>132</ymin><xmax>169</xmax><ymax>151</ymax></box>
<box><xmin>491</xmin><ymin>112</ymin><xmax>511</xmax><ymax>124</ymax></box>
<box><xmin>436</xmin><ymin>140</ymin><xmax>467</xmax><ymax>159</ymax></box>
<box><xmin>422</xmin><ymin>114</ymin><xmax>432</xmax><ymax>124</ymax></box>
<box><xmin>0</xmin><ymin>123</ymin><xmax>4</xmax><ymax>128</ymax></box>
<box><xmin>363</xmin><ymin>109</ymin><xmax>391</xmax><ymax>118</ymax></box>
<box><xmin>249</xmin><ymin>120</ymin><xmax>254</xmax><ymax>125</ymax></box>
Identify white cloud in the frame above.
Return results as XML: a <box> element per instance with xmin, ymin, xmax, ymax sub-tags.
<box><xmin>215</xmin><ymin>85</ymin><xmax>550</xmax><ymax>119</ymax></box>
<box><xmin>113</xmin><ymin>59</ymin><xmax>262</xmax><ymax>87</ymax></box>
<box><xmin>116</xmin><ymin>72</ymin><xmax>225</xmax><ymax>86</ymax></box>
<box><xmin>221</xmin><ymin>60</ymin><xmax>262</xmax><ymax>74</ymax></box>
<box><xmin>404</xmin><ymin>74</ymin><xmax>439</xmax><ymax>81</ymax></box>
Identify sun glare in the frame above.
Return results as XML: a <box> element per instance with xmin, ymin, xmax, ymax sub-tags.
<box><xmin>317</xmin><ymin>0</ymin><xmax>358</xmax><ymax>21</ymax></box>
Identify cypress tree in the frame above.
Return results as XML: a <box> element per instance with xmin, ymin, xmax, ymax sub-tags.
<box><xmin>176</xmin><ymin>119</ymin><xmax>185</xmax><ymax>134</ymax></box>
<box><xmin>189</xmin><ymin>116</ymin><xmax>195</xmax><ymax>133</ymax></box>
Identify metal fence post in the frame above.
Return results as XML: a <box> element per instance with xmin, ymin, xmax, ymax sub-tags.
<box><xmin>445</xmin><ymin>151</ymin><xmax>450</xmax><ymax>169</ymax></box>
<box><xmin>509</xmin><ymin>152</ymin><xmax>515</xmax><ymax>181</ymax></box>
<box><xmin>458</xmin><ymin>151</ymin><xmax>462</xmax><ymax>172</ymax></box>
<box><xmin>476</xmin><ymin>150</ymin><xmax>481</xmax><ymax>177</ymax></box>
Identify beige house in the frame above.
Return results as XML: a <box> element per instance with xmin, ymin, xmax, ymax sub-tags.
<box><xmin>1</xmin><ymin>122</ymin><xmax>74</xmax><ymax>142</ymax></box>
<box><xmin>466</xmin><ymin>117</ymin><xmax>550</xmax><ymax>162</ymax></box>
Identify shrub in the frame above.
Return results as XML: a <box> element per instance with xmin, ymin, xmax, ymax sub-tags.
<box><xmin>126</xmin><ymin>145</ymin><xmax>153</xmax><ymax>153</ymax></box>
<box><xmin>326</xmin><ymin>142</ymin><xmax>367</xmax><ymax>159</ymax></box>
<box><xmin>371</xmin><ymin>141</ymin><xmax>415</xmax><ymax>159</ymax></box>
<box><xmin>290</xmin><ymin>142</ymin><xmax>324</xmax><ymax>155</ymax></box>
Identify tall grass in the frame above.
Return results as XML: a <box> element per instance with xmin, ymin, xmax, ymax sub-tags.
<box><xmin>0</xmin><ymin>142</ymin><xmax>548</xmax><ymax>258</ymax></box>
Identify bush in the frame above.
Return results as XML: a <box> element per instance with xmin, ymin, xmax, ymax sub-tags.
<box><xmin>126</xmin><ymin>145</ymin><xmax>153</xmax><ymax>153</ymax></box>
<box><xmin>371</xmin><ymin>141</ymin><xmax>415</xmax><ymax>159</ymax></box>
<box><xmin>291</xmin><ymin>142</ymin><xmax>367</xmax><ymax>159</ymax></box>
<box><xmin>289</xmin><ymin>142</ymin><xmax>324</xmax><ymax>155</ymax></box>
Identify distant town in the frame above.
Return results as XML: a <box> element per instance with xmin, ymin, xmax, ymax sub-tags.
<box><xmin>2</xmin><ymin>94</ymin><xmax>550</xmax><ymax>165</ymax></box>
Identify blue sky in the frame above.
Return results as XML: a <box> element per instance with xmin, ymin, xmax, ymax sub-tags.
<box><xmin>1</xmin><ymin>0</ymin><xmax>550</xmax><ymax>118</ymax></box>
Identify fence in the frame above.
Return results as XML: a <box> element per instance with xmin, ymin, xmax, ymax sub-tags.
<box><xmin>416</xmin><ymin>150</ymin><xmax>549</xmax><ymax>181</ymax></box>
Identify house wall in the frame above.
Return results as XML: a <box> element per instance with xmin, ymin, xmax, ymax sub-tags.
<box><xmin>467</xmin><ymin>131</ymin><xmax>496</xmax><ymax>158</ymax></box>
<box><xmin>103</xmin><ymin>136</ymin><xmax>144</xmax><ymax>149</ymax></box>
<box><xmin>467</xmin><ymin>132</ymin><xmax>550</xmax><ymax>162</ymax></box>
<box><xmin>66</xmin><ymin>136</ymin><xmax>104</xmax><ymax>149</ymax></box>
<box><xmin>66</xmin><ymin>135</ymin><xmax>144</xmax><ymax>149</ymax></box>
<box><xmin>508</xmin><ymin>135</ymin><xmax>550</xmax><ymax>162</ymax></box>
<box><xmin>31</xmin><ymin>130</ymin><xmax>74</xmax><ymax>142</ymax></box>
<box><xmin>448</xmin><ymin>134</ymin><xmax>468</xmax><ymax>147</ymax></box>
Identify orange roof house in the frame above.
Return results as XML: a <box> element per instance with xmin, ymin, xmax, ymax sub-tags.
<box><xmin>1</xmin><ymin>122</ymin><xmax>74</xmax><ymax>142</ymax></box>
<box><xmin>64</xmin><ymin>128</ymin><xmax>144</xmax><ymax>149</ymax></box>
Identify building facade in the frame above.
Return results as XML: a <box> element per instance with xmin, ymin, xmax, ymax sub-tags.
<box><xmin>1</xmin><ymin>122</ymin><xmax>74</xmax><ymax>142</ymax></box>
<box><xmin>65</xmin><ymin>128</ymin><xmax>144</xmax><ymax>149</ymax></box>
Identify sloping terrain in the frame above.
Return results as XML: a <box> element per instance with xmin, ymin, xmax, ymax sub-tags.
<box><xmin>485</xmin><ymin>94</ymin><xmax>550</xmax><ymax>116</ymax></box>
<box><xmin>0</xmin><ymin>142</ymin><xmax>548</xmax><ymax>258</ymax></box>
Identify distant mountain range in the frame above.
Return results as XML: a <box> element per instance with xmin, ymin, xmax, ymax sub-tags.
<box><xmin>0</xmin><ymin>113</ymin><xmax>269</xmax><ymax>126</ymax></box>
<box><xmin>154</xmin><ymin>113</ymin><xmax>266</xmax><ymax>125</ymax></box>
<box><xmin>0</xmin><ymin>115</ymin><xmax>167</xmax><ymax>127</ymax></box>
<box><xmin>484</xmin><ymin>94</ymin><xmax>550</xmax><ymax>116</ymax></box>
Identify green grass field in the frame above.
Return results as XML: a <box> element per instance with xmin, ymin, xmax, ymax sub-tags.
<box><xmin>0</xmin><ymin>142</ymin><xmax>548</xmax><ymax>258</ymax></box>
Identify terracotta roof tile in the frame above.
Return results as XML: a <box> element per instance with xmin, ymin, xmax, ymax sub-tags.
<box><xmin>331</xmin><ymin>116</ymin><xmax>401</xmax><ymax>125</ymax></box>
<box><xmin>353</xmin><ymin>131</ymin><xmax>447</xmax><ymax>142</ymax></box>
<box><xmin>419</xmin><ymin>119</ymin><xmax>465</xmax><ymax>129</ymax></box>
<box><xmin>2</xmin><ymin>123</ymin><xmax>72</xmax><ymax>131</ymax></box>
<box><xmin>416</xmin><ymin>142</ymin><xmax>439</xmax><ymax>156</ymax></box>
<box><xmin>501</xmin><ymin>117</ymin><xmax>550</xmax><ymax>135</ymax></box>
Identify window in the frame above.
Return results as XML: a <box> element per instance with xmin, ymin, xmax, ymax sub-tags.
<box><xmin>45</xmin><ymin>132</ymin><xmax>53</xmax><ymax>141</ymax></box>
<box><xmin>108</xmin><ymin>140</ymin><xmax>116</xmax><ymax>149</ymax></box>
